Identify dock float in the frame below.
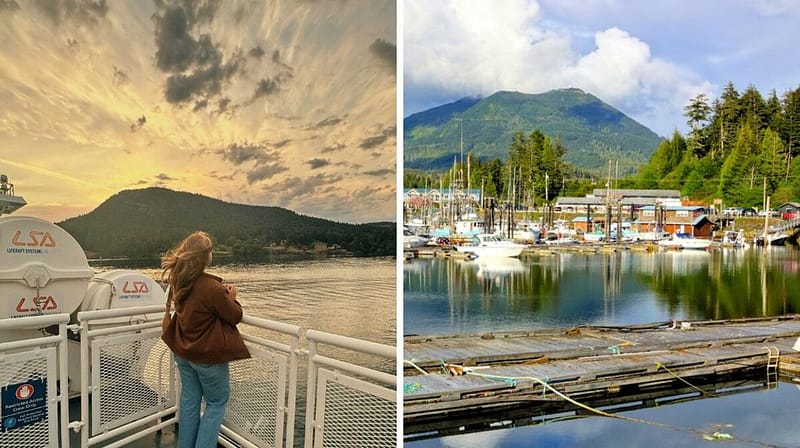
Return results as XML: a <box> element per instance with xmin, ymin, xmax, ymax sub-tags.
<box><xmin>404</xmin><ymin>316</ymin><xmax>800</xmax><ymax>437</ymax></box>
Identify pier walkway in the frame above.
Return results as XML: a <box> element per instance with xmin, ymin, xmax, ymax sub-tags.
<box><xmin>403</xmin><ymin>316</ymin><xmax>800</xmax><ymax>437</ymax></box>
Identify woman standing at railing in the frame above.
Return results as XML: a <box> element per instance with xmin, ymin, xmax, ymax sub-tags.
<box><xmin>160</xmin><ymin>231</ymin><xmax>250</xmax><ymax>448</ymax></box>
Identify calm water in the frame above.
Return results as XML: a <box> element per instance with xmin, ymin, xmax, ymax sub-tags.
<box><xmin>404</xmin><ymin>247</ymin><xmax>800</xmax><ymax>447</ymax></box>
<box><xmin>95</xmin><ymin>255</ymin><xmax>397</xmax><ymax>347</ymax></box>
<box><xmin>404</xmin><ymin>248</ymin><xmax>800</xmax><ymax>335</ymax></box>
<box><xmin>407</xmin><ymin>381</ymin><xmax>800</xmax><ymax>448</ymax></box>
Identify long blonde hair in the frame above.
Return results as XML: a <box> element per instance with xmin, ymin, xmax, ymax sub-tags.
<box><xmin>161</xmin><ymin>231</ymin><xmax>212</xmax><ymax>304</ymax></box>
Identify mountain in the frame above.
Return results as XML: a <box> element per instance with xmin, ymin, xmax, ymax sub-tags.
<box><xmin>404</xmin><ymin>89</ymin><xmax>664</xmax><ymax>174</ymax></box>
<box><xmin>58</xmin><ymin>188</ymin><xmax>394</xmax><ymax>258</ymax></box>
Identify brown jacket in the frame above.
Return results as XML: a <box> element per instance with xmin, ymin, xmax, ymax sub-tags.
<box><xmin>162</xmin><ymin>273</ymin><xmax>250</xmax><ymax>364</ymax></box>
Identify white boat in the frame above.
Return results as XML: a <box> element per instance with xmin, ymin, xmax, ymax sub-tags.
<box><xmin>638</xmin><ymin>231</ymin><xmax>670</xmax><ymax>241</ymax></box>
<box><xmin>722</xmin><ymin>230</ymin><xmax>747</xmax><ymax>248</ymax></box>
<box><xmin>454</xmin><ymin>219</ymin><xmax>487</xmax><ymax>237</ymax></box>
<box><xmin>657</xmin><ymin>232</ymin><xmax>712</xmax><ymax>250</ymax></box>
<box><xmin>403</xmin><ymin>227</ymin><xmax>429</xmax><ymax>249</ymax></box>
<box><xmin>512</xmin><ymin>221</ymin><xmax>541</xmax><ymax>244</ymax></box>
<box><xmin>582</xmin><ymin>231</ymin><xmax>605</xmax><ymax>242</ymax></box>
<box><xmin>454</xmin><ymin>233</ymin><xmax>527</xmax><ymax>258</ymax></box>
<box><xmin>544</xmin><ymin>230</ymin><xmax>577</xmax><ymax>245</ymax></box>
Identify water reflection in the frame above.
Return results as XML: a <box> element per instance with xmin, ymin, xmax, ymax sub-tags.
<box><xmin>406</xmin><ymin>379</ymin><xmax>800</xmax><ymax>448</ymax></box>
<box><xmin>404</xmin><ymin>248</ymin><xmax>800</xmax><ymax>336</ymax></box>
<box><xmin>405</xmin><ymin>374</ymin><xmax>789</xmax><ymax>445</ymax></box>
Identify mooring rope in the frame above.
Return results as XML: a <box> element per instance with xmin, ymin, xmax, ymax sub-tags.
<box><xmin>465</xmin><ymin>371</ymin><xmax>673</xmax><ymax>428</ymax></box>
<box><xmin>462</xmin><ymin>370</ymin><xmax>785</xmax><ymax>447</ymax></box>
<box><xmin>654</xmin><ymin>362</ymin><xmax>718</xmax><ymax>397</ymax></box>
<box><xmin>403</xmin><ymin>359</ymin><xmax>430</xmax><ymax>375</ymax></box>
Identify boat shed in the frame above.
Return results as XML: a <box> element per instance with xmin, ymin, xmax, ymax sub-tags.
<box><xmin>556</xmin><ymin>189</ymin><xmax>683</xmax><ymax>216</ymax></box>
<box><xmin>592</xmin><ymin>188</ymin><xmax>682</xmax><ymax>207</ymax></box>
<box><xmin>637</xmin><ymin>205</ymin><xmax>714</xmax><ymax>237</ymax></box>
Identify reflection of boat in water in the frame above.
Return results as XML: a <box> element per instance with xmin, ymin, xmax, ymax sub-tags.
<box><xmin>657</xmin><ymin>232</ymin><xmax>712</xmax><ymax>250</ymax></box>
<box><xmin>475</xmin><ymin>257</ymin><xmax>526</xmax><ymax>280</ymax></box>
<box><xmin>454</xmin><ymin>233</ymin><xmax>527</xmax><ymax>258</ymax></box>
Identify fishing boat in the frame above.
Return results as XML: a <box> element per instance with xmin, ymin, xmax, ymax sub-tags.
<box><xmin>657</xmin><ymin>232</ymin><xmax>712</xmax><ymax>250</ymax></box>
<box><xmin>454</xmin><ymin>233</ymin><xmax>527</xmax><ymax>258</ymax></box>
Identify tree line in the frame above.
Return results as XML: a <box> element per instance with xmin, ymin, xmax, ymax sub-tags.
<box><xmin>405</xmin><ymin>82</ymin><xmax>800</xmax><ymax>209</ymax></box>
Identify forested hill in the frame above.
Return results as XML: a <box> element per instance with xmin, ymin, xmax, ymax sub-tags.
<box><xmin>58</xmin><ymin>188</ymin><xmax>395</xmax><ymax>258</ymax></box>
<box><xmin>404</xmin><ymin>89</ymin><xmax>663</xmax><ymax>174</ymax></box>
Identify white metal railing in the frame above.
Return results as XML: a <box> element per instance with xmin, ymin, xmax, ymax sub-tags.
<box><xmin>76</xmin><ymin>304</ymin><xmax>177</xmax><ymax>448</ymax></box>
<box><xmin>0</xmin><ymin>313</ymin><xmax>70</xmax><ymax>448</ymax></box>
<box><xmin>304</xmin><ymin>329</ymin><xmax>397</xmax><ymax>448</ymax></box>
<box><xmin>2</xmin><ymin>305</ymin><xmax>397</xmax><ymax>447</ymax></box>
<box><xmin>219</xmin><ymin>315</ymin><xmax>303</xmax><ymax>448</ymax></box>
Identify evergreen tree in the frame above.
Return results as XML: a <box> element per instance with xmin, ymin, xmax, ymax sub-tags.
<box><xmin>719</xmin><ymin>122</ymin><xmax>760</xmax><ymax>205</ymax></box>
<box><xmin>684</xmin><ymin>93</ymin><xmax>712</xmax><ymax>157</ymax></box>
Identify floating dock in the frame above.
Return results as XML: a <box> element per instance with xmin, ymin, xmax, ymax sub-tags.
<box><xmin>404</xmin><ymin>241</ymin><xmax>667</xmax><ymax>259</ymax></box>
<box><xmin>403</xmin><ymin>316</ymin><xmax>800</xmax><ymax>438</ymax></box>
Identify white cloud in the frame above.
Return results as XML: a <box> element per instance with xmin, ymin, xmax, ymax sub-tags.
<box><xmin>404</xmin><ymin>0</ymin><xmax>712</xmax><ymax>135</ymax></box>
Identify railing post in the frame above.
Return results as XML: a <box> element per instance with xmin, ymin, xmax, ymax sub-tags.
<box><xmin>58</xmin><ymin>321</ymin><xmax>70</xmax><ymax>448</ymax></box>
<box><xmin>304</xmin><ymin>339</ymin><xmax>319</xmax><ymax>448</ymax></box>
<box><xmin>284</xmin><ymin>331</ymin><xmax>301</xmax><ymax>448</ymax></box>
<box><xmin>79</xmin><ymin>315</ymin><xmax>90</xmax><ymax>448</ymax></box>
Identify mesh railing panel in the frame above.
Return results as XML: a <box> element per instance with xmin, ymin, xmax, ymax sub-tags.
<box><xmin>224</xmin><ymin>348</ymin><xmax>287</xmax><ymax>447</ymax></box>
<box><xmin>141</xmin><ymin>341</ymin><xmax>175</xmax><ymax>407</ymax></box>
<box><xmin>319</xmin><ymin>377</ymin><xmax>395</xmax><ymax>448</ymax></box>
<box><xmin>0</xmin><ymin>351</ymin><xmax>52</xmax><ymax>448</ymax></box>
<box><xmin>93</xmin><ymin>335</ymin><xmax>164</xmax><ymax>434</ymax></box>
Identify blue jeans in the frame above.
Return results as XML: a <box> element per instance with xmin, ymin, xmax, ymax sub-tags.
<box><xmin>175</xmin><ymin>356</ymin><xmax>230</xmax><ymax>448</ymax></box>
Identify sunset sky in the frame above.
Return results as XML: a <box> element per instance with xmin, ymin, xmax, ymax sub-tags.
<box><xmin>0</xmin><ymin>0</ymin><xmax>396</xmax><ymax>223</ymax></box>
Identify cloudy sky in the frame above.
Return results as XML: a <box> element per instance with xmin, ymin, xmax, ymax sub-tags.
<box><xmin>404</xmin><ymin>0</ymin><xmax>800</xmax><ymax>137</ymax></box>
<box><xmin>0</xmin><ymin>0</ymin><xmax>396</xmax><ymax>223</ymax></box>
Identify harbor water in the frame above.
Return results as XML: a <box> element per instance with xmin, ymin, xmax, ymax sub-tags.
<box><xmin>404</xmin><ymin>247</ymin><xmax>800</xmax><ymax>448</ymax></box>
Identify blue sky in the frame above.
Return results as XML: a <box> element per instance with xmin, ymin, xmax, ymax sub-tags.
<box><xmin>403</xmin><ymin>0</ymin><xmax>800</xmax><ymax>137</ymax></box>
